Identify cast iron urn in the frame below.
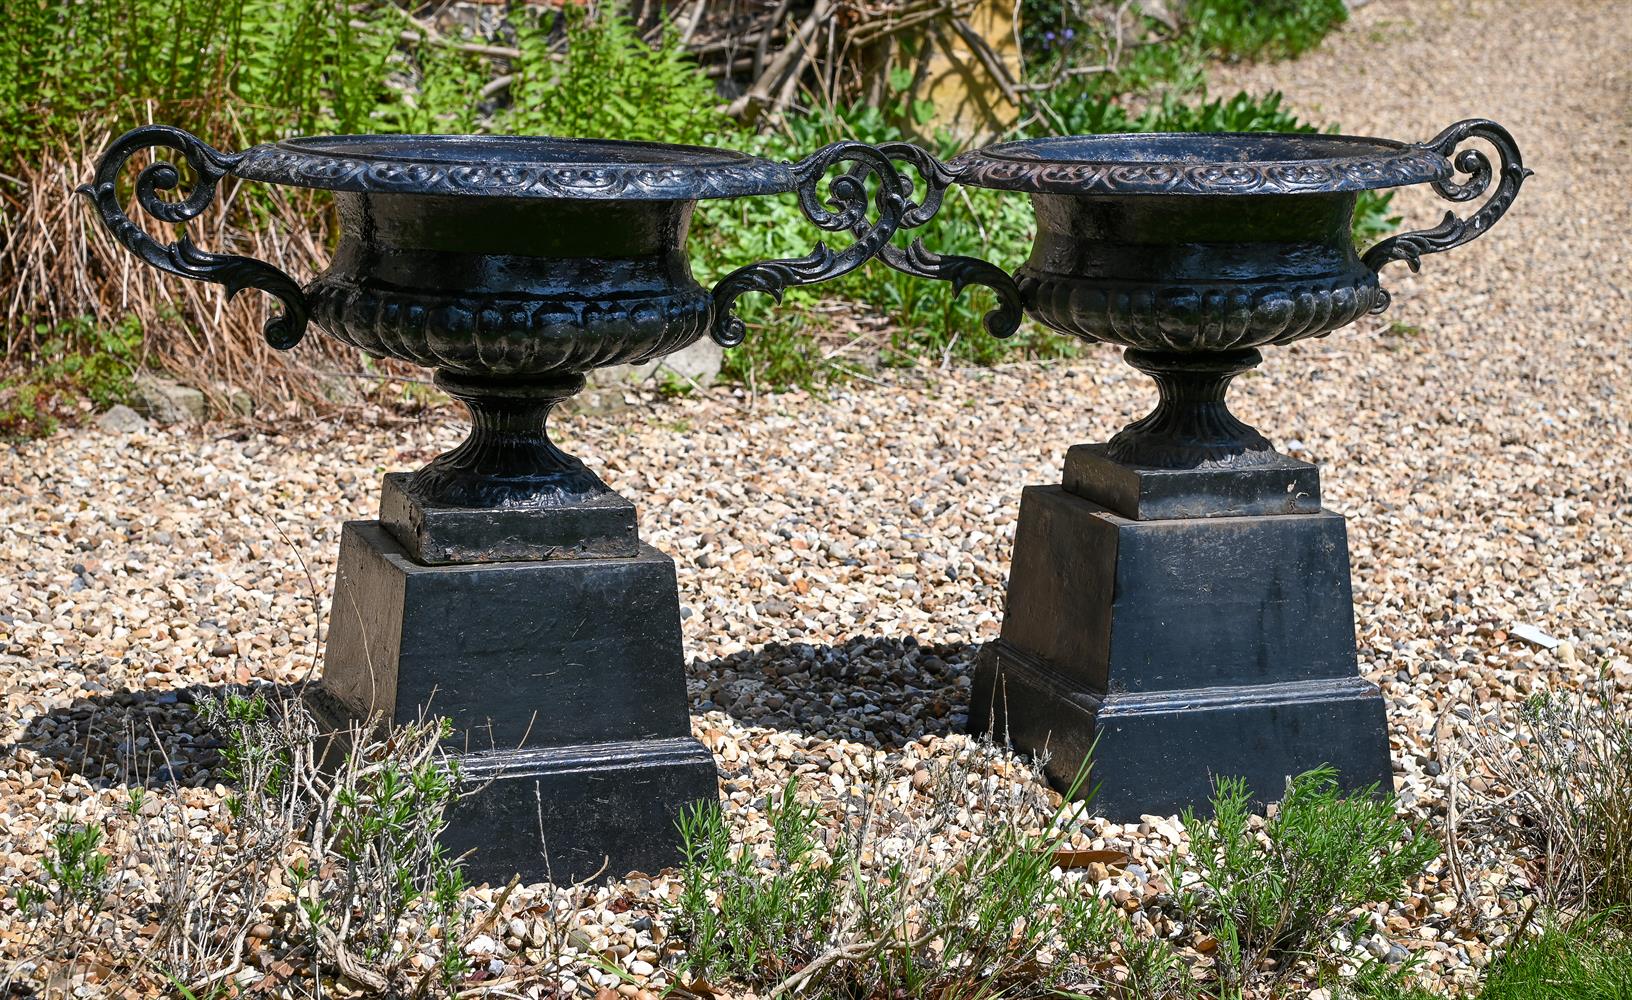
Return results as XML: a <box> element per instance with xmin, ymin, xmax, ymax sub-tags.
<box><xmin>81</xmin><ymin>125</ymin><xmax>914</xmax><ymax>881</ymax></box>
<box><xmin>942</xmin><ymin>121</ymin><xmax>1529</xmax><ymax>815</ymax></box>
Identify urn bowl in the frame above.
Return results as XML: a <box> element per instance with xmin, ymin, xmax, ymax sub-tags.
<box><xmin>950</xmin><ymin>132</ymin><xmax>1450</xmax><ymax>353</ymax></box>
<box><xmin>948</xmin><ymin>125</ymin><xmax>1526</xmax><ymax>469</ymax></box>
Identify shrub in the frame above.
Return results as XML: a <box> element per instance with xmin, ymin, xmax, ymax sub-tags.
<box><xmin>0</xmin><ymin>314</ymin><xmax>141</xmax><ymax>439</ymax></box>
<box><xmin>674</xmin><ymin>749</ymin><xmax>1194</xmax><ymax>998</ymax></box>
<box><xmin>1187</xmin><ymin>0</ymin><xmax>1349</xmax><ymax>63</ymax></box>
<box><xmin>1172</xmin><ymin>766</ymin><xmax>1439</xmax><ymax>993</ymax></box>
<box><xmin>3</xmin><ymin>691</ymin><xmax>480</xmax><ymax>997</ymax></box>
<box><xmin>1453</xmin><ymin>677</ymin><xmax>1632</xmax><ymax>926</ymax></box>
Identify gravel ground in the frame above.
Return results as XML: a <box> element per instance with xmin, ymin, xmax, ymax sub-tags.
<box><xmin>3</xmin><ymin>0</ymin><xmax>1630</xmax><ymax>995</ymax></box>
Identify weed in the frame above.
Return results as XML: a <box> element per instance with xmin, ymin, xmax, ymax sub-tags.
<box><xmin>1452</xmin><ymin>675</ymin><xmax>1632</xmax><ymax>927</ymax></box>
<box><xmin>1172</xmin><ymin>766</ymin><xmax>1438</xmax><ymax>994</ymax></box>
<box><xmin>0</xmin><ymin>314</ymin><xmax>141</xmax><ymax>439</ymax></box>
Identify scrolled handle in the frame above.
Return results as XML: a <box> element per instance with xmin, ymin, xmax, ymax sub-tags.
<box><xmin>76</xmin><ymin>124</ymin><xmax>309</xmax><ymax>350</ymax></box>
<box><xmin>1361</xmin><ymin>119</ymin><xmax>1531</xmax><ymax>312</ymax></box>
<box><xmin>856</xmin><ymin>143</ymin><xmax>1023</xmax><ymax>339</ymax></box>
<box><xmin>710</xmin><ymin>141</ymin><xmax>907</xmax><ymax>348</ymax></box>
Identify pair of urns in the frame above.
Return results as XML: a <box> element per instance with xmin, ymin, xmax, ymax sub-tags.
<box><xmin>85</xmin><ymin>120</ymin><xmax>1525</xmax><ymax>880</ymax></box>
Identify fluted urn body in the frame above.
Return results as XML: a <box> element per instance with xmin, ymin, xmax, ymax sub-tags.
<box><xmin>952</xmin><ymin>132</ymin><xmax>1457</xmax><ymax>468</ymax></box>
<box><xmin>225</xmin><ymin>134</ymin><xmax>796</xmax><ymax>514</ymax></box>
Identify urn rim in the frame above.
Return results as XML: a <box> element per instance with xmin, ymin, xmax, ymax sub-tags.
<box><xmin>950</xmin><ymin>131</ymin><xmax>1452</xmax><ymax>196</ymax></box>
<box><xmin>232</xmin><ymin>133</ymin><xmax>798</xmax><ymax>201</ymax></box>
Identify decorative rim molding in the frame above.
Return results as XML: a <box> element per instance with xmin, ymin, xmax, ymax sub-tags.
<box><xmin>949</xmin><ymin>132</ymin><xmax>1452</xmax><ymax>196</ymax></box>
<box><xmin>233</xmin><ymin>134</ymin><xmax>798</xmax><ymax>201</ymax></box>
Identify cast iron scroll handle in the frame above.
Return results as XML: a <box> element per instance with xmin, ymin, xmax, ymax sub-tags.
<box><xmin>76</xmin><ymin>125</ymin><xmax>310</xmax><ymax>349</ymax></box>
<box><xmin>857</xmin><ymin>142</ymin><xmax>1024</xmax><ymax>339</ymax></box>
<box><xmin>1362</xmin><ymin>118</ymin><xmax>1531</xmax><ymax>313</ymax></box>
<box><xmin>710</xmin><ymin>141</ymin><xmax>908</xmax><ymax>348</ymax></box>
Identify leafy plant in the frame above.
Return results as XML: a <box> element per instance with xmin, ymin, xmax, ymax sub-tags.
<box><xmin>0</xmin><ymin>314</ymin><xmax>141</xmax><ymax>439</ymax></box>
<box><xmin>1172</xmin><ymin>766</ymin><xmax>1438</xmax><ymax>994</ymax></box>
<box><xmin>38</xmin><ymin>819</ymin><xmax>113</xmax><ymax>911</ymax></box>
<box><xmin>1187</xmin><ymin>0</ymin><xmax>1349</xmax><ymax>63</ymax></box>
<box><xmin>676</xmin><ymin>778</ymin><xmax>847</xmax><ymax>982</ymax></box>
<box><xmin>675</xmin><ymin>753</ymin><xmax>1193</xmax><ymax>998</ymax></box>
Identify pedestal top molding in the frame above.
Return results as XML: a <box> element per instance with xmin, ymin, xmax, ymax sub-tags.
<box><xmin>233</xmin><ymin>134</ymin><xmax>799</xmax><ymax>200</ymax></box>
<box><xmin>947</xmin><ymin>132</ymin><xmax>1452</xmax><ymax>196</ymax></box>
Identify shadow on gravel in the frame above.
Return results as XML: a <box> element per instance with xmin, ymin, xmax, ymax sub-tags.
<box><xmin>4</xmin><ymin>681</ymin><xmax>300</xmax><ymax>789</ymax></box>
<box><xmin>685</xmin><ymin>635</ymin><xmax>981</xmax><ymax>750</ymax></box>
<box><xmin>13</xmin><ymin>637</ymin><xmax>985</xmax><ymax>788</ymax></box>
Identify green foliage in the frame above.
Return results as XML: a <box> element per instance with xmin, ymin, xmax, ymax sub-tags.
<box><xmin>1480</xmin><ymin>917</ymin><xmax>1632</xmax><ymax>1000</ymax></box>
<box><xmin>1022</xmin><ymin>0</ymin><xmax>1345</xmax><ymax>75</ymax></box>
<box><xmin>676</xmin><ymin>778</ymin><xmax>847</xmax><ymax>982</ymax></box>
<box><xmin>499</xmin><ymin>6</ymin><xmax>729</xmax><ymax>147</ymax></box>
<box><xmin>1188</xmin><ymin>0</ymin><xmax>1349</xmax><ymax>62</ymax></box>
<box><xmin>1173</xmin><ymin>767</ymin><xmax>1438</xmax><ymax>993</ymax></box>
<box><xmin>675</xmin><ymin>768</ymin><xmax>1193</xmax><ymax>998</ymax></box>
<box><xmin>41</xmin><ymin>819</ymin><xmax>113</xmax><ymax>909</ymax></box>
<box><xmin>0</xmin><ymin>315</ymin><xmax>141</xmax><ymax>439</ymax></box>
<box><xmin>0</xmin><ymin>0</ymin><xmax>396</xmax><ymax>160</ymax></box>
<box><xmin>197</xmin><ymin>692</ymin><xmax>292</xmax><ymax>815</ymax></box>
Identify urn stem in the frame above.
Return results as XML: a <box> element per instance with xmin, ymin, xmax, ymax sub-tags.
<box><xmin>409</xmin><ymin>371</ymin><xmax>613</xmax><ymax>509</ymax></box>
<box><xmin>1105</xmin><ymin>348</ymin><xmax>1278</xmax><ymax>469</ymax></box>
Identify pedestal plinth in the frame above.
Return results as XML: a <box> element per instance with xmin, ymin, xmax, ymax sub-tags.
<box><xmin>972</xmin><ymin>447</ymin><xmax>1391</xmax><ymax>818</ymax></box>
<box><xmin>319</xmin><ymin>518</ymin><xmax>717</xmax><ymax>884</ymax></box>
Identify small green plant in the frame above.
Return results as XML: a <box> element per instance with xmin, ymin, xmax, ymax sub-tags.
<box><xmin>0</xmin><ymin>314</ymin><xmax>141</xmax><ymax>439</ymax></box>
<box><xmin>676</xmin><ymin>778</ymin><xmax>848</xmax><ymax>982</ymax></box>
<box><xmin>1173</xmin><ymin>766</ymin><xmax>1439</xmax><ymax>994</ymax></box>
<box><xmin>39</xmin><ymin>820</ymin><xmax>111</xmax><ymax>908</ymax></box>
<box><xmin>675</xmin><ymin>754</ymin><xmax>1194</xmax><ymax>998</ymax></box>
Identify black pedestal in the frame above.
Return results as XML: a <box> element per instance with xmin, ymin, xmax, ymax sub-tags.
<box><xmin>320</xmin><ymin>521</ymin><xmax>717</xmax><ymax>883</ymax></box>
<box><xmin>973</xmin><ymin>448</ymin><xmax>1391</xmax><ymax>818</ymax></box>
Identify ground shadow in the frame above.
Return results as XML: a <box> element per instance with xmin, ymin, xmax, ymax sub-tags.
<box><xmin>685</xmin><ymin>635</ymin><xmax>983</xmax><ymax>751</ymax></box>
<box><xmin>10</xmin><ymin>636</ymin><xmax>983</xmax><ymax>788</ymax></box>
<box><xmin>4</xmin><ymin>681</ymin><xmax>302</xmax><ymax>789</ymax></box>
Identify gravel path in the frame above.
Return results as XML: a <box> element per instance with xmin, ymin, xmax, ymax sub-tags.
<box><xmin>2</xmin><ymin>0</ymin><xmax>1629</xmax><ymax>994</ymax></box>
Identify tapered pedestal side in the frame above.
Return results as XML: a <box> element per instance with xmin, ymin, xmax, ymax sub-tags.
<box><xmin>971</xmin><ymin>446</ymin><xmax>1391</xmax><ymax>818</ymax></box>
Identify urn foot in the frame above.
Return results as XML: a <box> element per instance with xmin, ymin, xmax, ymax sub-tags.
<box><xmin>385</xmin><ymin>371</ymin><xmax>641</xmax><ymax>564</ymax></box>
<box><xmin>1063</xmin><ymin>443</ymin><xmax>1320</xmax><ymax>521</ymax></box>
